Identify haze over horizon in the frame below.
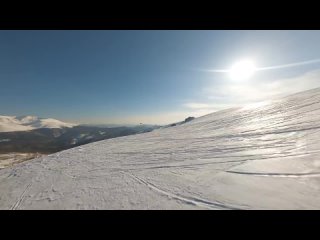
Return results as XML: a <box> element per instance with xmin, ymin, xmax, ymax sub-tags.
<box><xmin>2</xmin><ymin>30</ymin><xmax>320</xmax><ymax>125</ymax></box>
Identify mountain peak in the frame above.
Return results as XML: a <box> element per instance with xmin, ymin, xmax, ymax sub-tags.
<box><xmin>0</xmin><ymin>115</ymin><xmax>77</xmax><ymax>132</ymax></box>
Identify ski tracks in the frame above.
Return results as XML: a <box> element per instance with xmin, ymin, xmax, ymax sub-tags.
<box><xmin>10</xmin><ymin>181</ymin><xmax>33</xmax><ymax>210</ymax></box>
<box><xmin>125</xmin><ymin>171</ymin><xmax>244</xmax><ymax>210</ymax></box>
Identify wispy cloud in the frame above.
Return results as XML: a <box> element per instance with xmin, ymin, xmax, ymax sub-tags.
<box><xmin>200</xmin><ymin>58</ymin><xmax>320</xmax><ymax>73</ymax></box>
<box><xmin>203</xmin><ymin>69</ymin><xmax>320</xmax><ymax>105</ymax></box>
<box><xmin>180</xmin><ymin>69</ymin><xmax>320</xmax><ymax>120</ymax></box>
<box><xmin>183</xmin><ymin>103</ymin><xmax>211</xmax><ymax>109</ymax></box>
<box><xmin>183</xmin><ymin>102</ymin><xmax>237</xmax><ymax>117</ymax></box>
<box><xmin>79</xmin><ymin>69</ymin><xmax>320</xmax><ymax>126</ymax></box>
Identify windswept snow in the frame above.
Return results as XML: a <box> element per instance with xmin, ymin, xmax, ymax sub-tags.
<box><xmin>2</xmin><ymin>88</ymin><xmax>320</xmax><ymax>209</ymax></box>
<box><xmin>0</xmin><ymin>115</ymin><xmax>77</xmax><ymax>132</ymax></box>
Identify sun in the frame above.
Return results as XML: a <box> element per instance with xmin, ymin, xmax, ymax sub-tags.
<box><xmin>228</xmin><ymin>59</ymin><xmax>256</xmax><ymax>81</ymax></box>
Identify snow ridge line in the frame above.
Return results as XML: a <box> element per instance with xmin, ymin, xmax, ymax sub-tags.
<box><xmin>126</xmin><ymin>171</ymin><xmax>242</xmax><ymax>210</ymax></box>
<box><xmin>226</xmin><ymin>170</ymin><xmax>320</xmax><ymax>178</ymax></box>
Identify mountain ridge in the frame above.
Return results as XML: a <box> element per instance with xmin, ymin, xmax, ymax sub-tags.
<box><xmin>0</xmin><ymin>115</ymin><xmax>77</xmax><ymax>133</ymax></box>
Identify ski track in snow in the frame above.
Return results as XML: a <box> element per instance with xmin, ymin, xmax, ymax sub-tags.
<box><xmin>2</xmin><ymin>88</ymin><xmax>320</xmax><ymax>209</ymax></box>
<box><xmin>10</xmin><ymin>181</ymin><xmax>33</xmax><ymax>210</ymax></box>
<box><xmin>125</xmin><ymin>171</ymin><xmax>243</xmax><ymax>210</ymax></box>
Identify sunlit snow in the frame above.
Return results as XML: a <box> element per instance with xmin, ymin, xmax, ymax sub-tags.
<box><xmin>1</xmin><ymin>88</ymin><xmax>320</xmax><ymax>209</ymax></box>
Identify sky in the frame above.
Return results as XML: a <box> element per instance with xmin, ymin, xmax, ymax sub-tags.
<box><xmin>1</xmin><ymin>30</ymin><xmax>320</xmax><ymax>125</ymax></box>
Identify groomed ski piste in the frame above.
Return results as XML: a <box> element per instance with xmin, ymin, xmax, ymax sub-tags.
<box><xmin>1</xmin><ymin>88</ymin><xmax>320</xmax><ymax>209</ymax></box>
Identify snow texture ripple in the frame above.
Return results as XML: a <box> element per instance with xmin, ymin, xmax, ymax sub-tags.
<box><xmin>1</xmin><ymin>88</ymin><xmax>320</xmax><ymax>209</ymax></box>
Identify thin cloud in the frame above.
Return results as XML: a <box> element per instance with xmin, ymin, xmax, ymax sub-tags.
<box><xmin>203</xmin><ymin>69</ymin><xmax>320</xmax><ymax>106</ymax></box>
<box><xmin>184</xmin><ymin>103</ymin><xmax>211</xmax><ymax>109</ymax></box>
<box><xmin>201</xmin><ymin>58</ymin><xmax>320</xmax><ymax>73</ymax></box>
<box><xmin>81</xmin><ymin>69</ymin><xmax>320</xmax><ymax>126</ymax></box>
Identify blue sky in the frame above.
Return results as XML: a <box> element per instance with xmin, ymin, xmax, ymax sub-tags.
<box><xmin>1</xmin><ymin>30</ymin><xmax>320</xmax><ymax>124</ymax></box>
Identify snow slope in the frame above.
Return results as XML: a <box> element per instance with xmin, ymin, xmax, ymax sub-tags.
<box><xmin>0</xmin><ymin>115</ymin><xmax>77</xmax><ymax>132</ymax></box>
<box><xmin>1</xmin><ymin>88</ymin><xmax>320</xmax><ymax>209</ymax></box>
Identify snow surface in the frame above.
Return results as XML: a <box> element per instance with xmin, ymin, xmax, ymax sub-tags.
<box><xmin>0</xmin><ymin>115</ymin><xmax>77</xmax><ymax>132</ymax></box>
<box><xmin>1</xmin><ymin>88</ymin><xmax>320</xmax><ymax>209</ymax></box>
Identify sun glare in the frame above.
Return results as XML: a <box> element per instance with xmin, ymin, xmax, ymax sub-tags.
<box><xmin>228</xmin><ymin>60</ymin><xmax>256</xmax><ymax>81</ymax></box>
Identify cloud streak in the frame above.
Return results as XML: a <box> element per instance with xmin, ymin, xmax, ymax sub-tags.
<box><xmin>79</xmin><ymin>69</ymin><xmax>320</xmax><ymax>125</ymax></box>
<box><xmin>201</xmin><ymin>58</ymin><xmax>320</xmax><ymax>73</ymax></box>
<box><xmin>184</xmin><ymin>69</ymin><xmax>320</xmax><ymax>115</ymax></box>
<box><xmin>224</xmin><ymin>69</ymin><xmax>320</xmax><ymax>102</ymax></box>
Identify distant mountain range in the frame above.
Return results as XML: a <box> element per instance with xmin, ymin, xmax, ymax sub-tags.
<box><xmin>82</xmin><ymin>123</ymin><xmax>160</xmax><ymax>128</ymax></box>
<box><xmin>0</xmin><ymin>115</ymin><xmax>76</xmax><ymax>132</ymax></box>
<box><xmin>0</xmin><ymin>115</ymin><xmax>160</xmax><ymax>154</ymax></box>
<box><xmin>0</xmin><ymin>115</ymin><xmax>196</xmax><ymax>155</ymax></box>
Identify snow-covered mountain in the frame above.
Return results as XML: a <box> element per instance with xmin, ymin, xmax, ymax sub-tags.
<box><xmin>0</xmin><ymin>115</ymin><xmax>77</xmax><ymax>132</ymax></box>
<box><xmin>0</xmin><ymin>125</ymin><xmax>157</xmax><ymax>154</ymax></box>
<box><xmin>1</xmin><ymin>88</ymin><xmax>320</xmax><ymax>209</ymax></box>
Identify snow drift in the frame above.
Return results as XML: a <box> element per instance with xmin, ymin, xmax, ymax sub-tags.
<box><xmin>1</xmin><ymin>88</ymin><xmax>320</xmax><ymax>209</ymax></box>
